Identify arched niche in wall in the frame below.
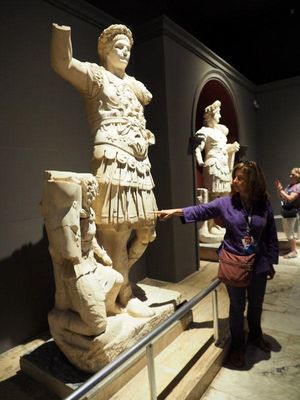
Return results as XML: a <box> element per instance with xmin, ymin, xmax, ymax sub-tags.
<box><xmin>194</xmin><ymin>79</ymin><xmax>239</xmax><ymax>189</ymax></box>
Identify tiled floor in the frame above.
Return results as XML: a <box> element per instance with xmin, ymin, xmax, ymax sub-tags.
<box><xmin>0</xmin><ymin>240</ymin><xmax>299</xmax><ymax>400</ymax></box>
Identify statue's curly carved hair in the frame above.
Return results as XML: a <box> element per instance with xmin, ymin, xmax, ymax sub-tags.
<box><xmin>203</xmin><ymin>100</ymin><xmax>221</xmax><ymax>126</ymax></box>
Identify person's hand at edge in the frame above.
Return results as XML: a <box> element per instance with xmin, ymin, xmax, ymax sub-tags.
<box><xmin>152</xmin><ymin>209</ymin><xmax>183</xmax><ymax>221</ymax></box>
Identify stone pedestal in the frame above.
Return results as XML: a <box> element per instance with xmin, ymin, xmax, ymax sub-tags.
<box><xmin>199</xmin><ymin>231</ymin><xmax>300</xmax><ymax>262</ymax></box>
<box><xmin>199</xmin><ymin>242</ymin><xmax>220</xmax><ymax>262</ymax></box>
<box><xmin>20</xmin><ymin>284</ymin><xmax>186</xmax><ymax>399</ymax></box>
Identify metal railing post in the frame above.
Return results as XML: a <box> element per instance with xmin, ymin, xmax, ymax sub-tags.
<box><xmin>146</xmin><ymin>343</ymin><xmax>157</xmax><ymax>399</ymax></box>
<box><xmin>212</xmin><ymin>289</ymin><xmax>219</xmax><ymax>343</ymax></box>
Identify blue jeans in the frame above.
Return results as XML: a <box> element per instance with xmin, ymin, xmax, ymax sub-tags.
<box><xmin>226</xmin><ymin>272</ymin><xmax>268</xmax><ymax>350</ymax></box>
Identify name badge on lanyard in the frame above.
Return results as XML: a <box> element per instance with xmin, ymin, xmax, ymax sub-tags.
<box><xmin>241</xmin><ymin>204</ymin><xmax>257</xmax><ymax>254</ymax></box>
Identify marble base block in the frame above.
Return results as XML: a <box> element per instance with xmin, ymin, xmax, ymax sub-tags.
<box><xmin>20</xmin><ymin>284</ymin><xmax>188</xmax><ymax>399</ymax></box>
<box><xmin>199</xmin><ymin>231</ymin><xmax>299</xmax><ymax>262</ymax></box>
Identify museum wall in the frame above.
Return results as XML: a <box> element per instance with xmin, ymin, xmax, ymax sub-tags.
<box><xmin>134</xmin><ymin>18</ymin><xmax>258</xmax><ymax>282</ymax></box>
<box><xmin>0</xmin><ymin>0</ymin><xmax>119</xmax><ymax>354</ymax></box>
<box><xmin>1</xmin><ymin>0</ymin><xmax>299</xmax><ymax>355</ymax></box>
<box><xmin>256</xmin><ymin>76</ymin><xmax>300</xmax><ymax>216</ymax></box>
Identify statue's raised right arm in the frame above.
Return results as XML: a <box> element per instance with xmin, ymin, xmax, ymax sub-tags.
<box><xmin>50</xmin><ymin>23</ymin><xmax>88</xmax><ymax>92</ymax></box>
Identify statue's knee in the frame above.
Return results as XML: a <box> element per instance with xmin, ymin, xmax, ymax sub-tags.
<box><xmin>88</xmin><ymin>318</ymin><xmax>107</xmax><ymax>336</ymax></box>
<box><xmin>81</xmin><ymin>310</ymin><xmax>107</xmax><ymax>336</ymax></box>
<box><xmin>114</xmin><ymin>269</ymin><xmax>124</xmax><ymax>284</ymax></box>
<box><xmin>137</xmin><ymin>228</ymin><xmax>156</xmax><ymax>244</ymax></box>
<box><xmin>149</xmin><ymin>229</ymin><xmax>156</xmax><ymax>243</ymax></box>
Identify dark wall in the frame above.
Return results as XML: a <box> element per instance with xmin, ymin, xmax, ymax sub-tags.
<box><xmin>256</xmin><ymin>77</ymin><xmax>300</xmax><ymax>216</ymax></box>
<box><xmin>0</xmin><ymin>0</ymin><xmax>116</xmax><ymax>354</ymax></box>
<box><xmin>133</xmin><ymin>35</ymin><xmax>177</xmax><ymax>282</ymax></box>
<box><xmin>0</xmin><ymin>231</ymin><xmax>54</xmax><ymax>352</ymax></box>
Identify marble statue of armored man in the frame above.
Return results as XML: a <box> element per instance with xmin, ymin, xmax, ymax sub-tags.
<box><xmin>50</xmin><ymin>23</ymin><xmax>158</xmax><ymax>318</ymax></box>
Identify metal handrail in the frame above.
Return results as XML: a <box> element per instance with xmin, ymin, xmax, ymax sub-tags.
<box><xmin>64</xmin><ymin>277</ymin><xmax>221</xmax><ymax>400</ymax></box>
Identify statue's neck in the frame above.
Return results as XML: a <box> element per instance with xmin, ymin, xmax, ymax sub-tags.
<box><xmin>208</xmin><ymin>120</ymin><xmax>218</xmax><ymax>128</ymax></box>
<box><xmin>104</xmin><ymin>63</ymin><xmax>126</xmax><ymax>79</ymax></box>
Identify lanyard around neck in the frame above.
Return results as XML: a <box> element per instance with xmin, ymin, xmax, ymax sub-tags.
<box><xmin>241</xmin><ymin>201</ymin><xmax>253</xmax><ymax>230</ymax></box>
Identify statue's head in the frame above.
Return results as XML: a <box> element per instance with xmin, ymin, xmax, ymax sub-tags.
<box><xmin>81</xmin><ymin>176</ymin><xmax>99</xmax><ymax>208</ymax></box>
<box><xmin>204</xmin><ymin>100</ymin><xmax>221</xmax><ymax>126</ymax></box>
<box><xmin>98</xmin><ymin>24</ymin><xmax>133</xmax><ymax>66</ymax></box>
<box><xmin>204</xmin><ymin>100</ymin><xmax>221</xmax><ymax>114</ymax></box>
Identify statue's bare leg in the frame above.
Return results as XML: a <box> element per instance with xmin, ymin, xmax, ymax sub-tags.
<box><xmin>127</xmin><ymin>226</ymin><xmax>156</xmax><ymax>269</ymax></box>
<box><xmin>209</xmin><ymin>192</ymin><xmax>227</xmax><ymax>235</ymax></box>
<box><xmin>94</xmin><ymin>265</ymin><xmax>124</xmax><ymax>316</ymax></box>
<box><xmin>53</xmin><ymin>272</ymin><xmax>108</xmax><ymax>337</ymax></box>
<box><xmin>197</xmin><ymin>188</ymin><xmax>212</xmax><ymax>241</ymax></box>
<box><xmin>123</xmin><ymin>226</ymin><xmax>156</xmax><ymax>317</ymax></box>
<box><xmin>105</xmin><ymin>281</ymin><xmax>124</xmax><ymax>316</ymax></box>
<box><xmin>96</xmin><ymin>228</ymin><xmax>131</xmax><ymax>303</ymax></box>
<box><xmin>96</xmin><ymin>226</ymin><xmax>156</xmax><ymax>317</ymax></box>
<box><xmin>48</xmin><ymin>307</ymin><xmax>106</xmax><ymax>338</ymax></box>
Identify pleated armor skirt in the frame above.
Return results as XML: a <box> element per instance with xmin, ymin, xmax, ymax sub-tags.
<box><xmin>91</xmin><ymin>145</ymin><xmax>157</xmax><ymax>231</ymax></box>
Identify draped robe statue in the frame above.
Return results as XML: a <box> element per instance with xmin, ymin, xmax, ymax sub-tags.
<box><xmin>194</xmin><ymin>100</ymin><xmax>240</xmax><ymax>242</ymax></box>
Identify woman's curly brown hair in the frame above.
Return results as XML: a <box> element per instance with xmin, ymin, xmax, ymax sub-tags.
<box><xmin>232</xmin><ymin>161</ymin><xmax>269</xmax><ymax>203</ymax></box>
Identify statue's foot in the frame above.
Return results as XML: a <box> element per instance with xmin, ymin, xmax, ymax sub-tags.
<box><xmin>199</xmin><ymin>233</ymin><xmax>223</xmax><ymax>243</ymax></box>
<box><xmin>215</xmin><ymin>224</ymin><xmax>226</xmax><ymax>233</ymax></box>
<box><xmin>199</xmin><ymin>225</ymin><xmax>211</xmax><ymax>237</ymax></box>
<box><xmin>209</xmin><ymin>225</ymin><xmax>225</xmax><ymax>235</ymax></box>
<box><xmin>199</xmin><ymin>224</ymin><xmax>224</xmax><ymax>243</ymax></box>
<box><xmin>126</xmin><ymin>298</ymin><xmax>155</xmax><ymax>318</ymax></box>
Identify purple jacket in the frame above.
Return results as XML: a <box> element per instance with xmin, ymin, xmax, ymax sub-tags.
<box><xmin>284</xmin><ymin>183</ymin><xmax>300</xmax><ymax>212</ymax></box>
<box><xmin>182</xmin><ymin>194</ymin><xmax>279</xmax><ymax>274</ymax></box>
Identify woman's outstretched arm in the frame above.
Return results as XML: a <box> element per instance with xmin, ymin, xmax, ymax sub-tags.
<box><xmin>154</xmin><ymin>209</ymin><xmax>183</xmax><ymax>221</ymax></box>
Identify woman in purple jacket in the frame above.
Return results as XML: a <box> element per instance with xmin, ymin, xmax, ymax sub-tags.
<box><xmin>156</xmin><ymin>161</ymin><xmax>278</xmax><ymax>368</ymax></box>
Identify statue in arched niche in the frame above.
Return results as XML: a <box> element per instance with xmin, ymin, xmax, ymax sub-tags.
<box><xmin>50</xmin><ymin>23</ymin><xmax>158</xmax><ymax>317</ymax></box>
<box><xmin>194</xmin><ymin>100</ymin><xmax>240</xmax><ymax>242</ymax></box>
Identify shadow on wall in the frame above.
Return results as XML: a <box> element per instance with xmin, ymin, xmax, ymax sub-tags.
<box><xmin>0</xmin><ymin>228</ymin><xmax>55</xmax><ymax>354</ymax></box>
<box><xmin>0</xmin><ymin>226</ymin><xmax>147</xmax><ymax>355</ymax></box>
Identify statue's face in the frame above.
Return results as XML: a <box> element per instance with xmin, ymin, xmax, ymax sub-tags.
<box><xmin>106</xmin><ymin>35</ymin><xmax>131</xmax><ymax>70</ymax></box>
<box><xmin>82</xmin><ymin>179</ymin><xmax>98</xmax><ymax>208</ymax></box>
<box><xmin>213</xmin><ymin>109</ymin><xmax>221</xmax><ymax>123</ymax></box>
<box><xmin>86</xmin><ymin>187</ymin><xmax>97</xmax><ymax>205</ymax></box>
